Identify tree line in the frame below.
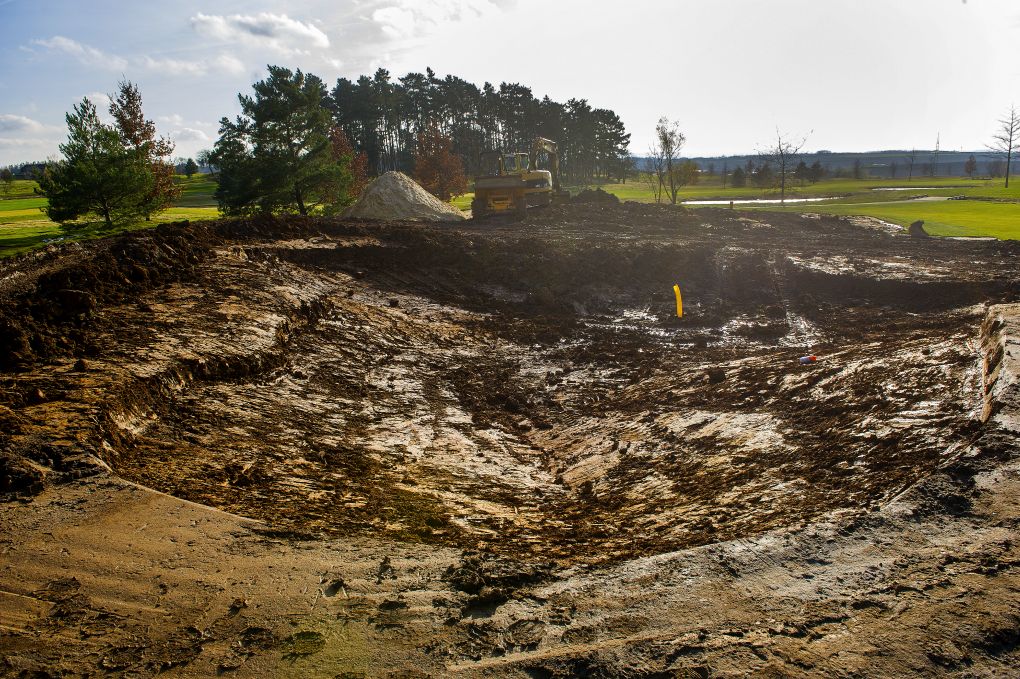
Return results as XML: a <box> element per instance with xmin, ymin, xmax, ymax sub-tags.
<box><xmin>24</xmin><ymin>70</ymin><xmax>1017</xmax><ymax>225</ymax></box>
<box><xmin>330</xmin><ymin>68</ymin><xmax>631</xmax><ymax>183</ymax></box>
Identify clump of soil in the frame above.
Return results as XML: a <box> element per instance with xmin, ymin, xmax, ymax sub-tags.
<box><xmin>343</xmin><ymin>171</ymin><xmax>467</xmax><ymax>222</ymax></box>
<box><xmin>571</xmin><ymin>188</ymin><xmax>620</xmax><ymax>205</ymax></box>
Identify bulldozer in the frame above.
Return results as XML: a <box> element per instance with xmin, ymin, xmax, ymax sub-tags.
<box><xmin>471</xmin><ymin>137</ymin><xmax>569</xmax><ymax>218</ymax></box>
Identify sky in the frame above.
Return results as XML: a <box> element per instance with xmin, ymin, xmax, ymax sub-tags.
<box><xmin>1</xmin><ymin>0</ymin><xmax>1018</xmax><ymax>166</ymax></box>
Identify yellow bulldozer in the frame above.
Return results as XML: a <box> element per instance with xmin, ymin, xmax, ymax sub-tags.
<box><xmin>471</xmin><ymin>137</ymin><xmax>570</xmax><ymax>218</ymax></box>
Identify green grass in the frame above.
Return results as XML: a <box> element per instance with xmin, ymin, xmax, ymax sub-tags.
<box><xmin>0</xmin><ymin>179</ymin><xmax>41</xmax><ymax>200</ymax></box>
<box><xmin>4</xmin><ymin>172</ymin><xmax>1018</xmax><ymax>256</ymax></box>
<box><xmin>0</xmin><ymin>175</ymin><xmax>220</xmax><ymax>257</ymax></box>
<box><xmin>174</xmin><ymin>174</ymin><xmax>219</xmax><ymax>207</ymax></box>
<box><xmin>748</xmin><ymin>199</ymin><xmax>1020</xmax><ymax>240</ymax></box>
<box><xmin>574</xmin><ymin>174</ymin><xmax>1020</xmax><ymax>240</ymax></box>
<box><xmin>581</xmin><ymin>174</ymin><xmax>1019</xmax><ymax>202</ymax></box>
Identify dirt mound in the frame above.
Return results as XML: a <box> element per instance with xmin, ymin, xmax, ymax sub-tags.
<box><xmin>343</xmin><ymin>171</ymin><xmax>467</xmax><ymax>222</ymax></box>
<box><xmin>571</xmin><ymin>187</ymin><xmax>620</xmax><ymax>205</ymax></box>
<box><xmin>909</xmin><ymin>219</ymin><xmax>930</xmax><ymax>237</ymax></box>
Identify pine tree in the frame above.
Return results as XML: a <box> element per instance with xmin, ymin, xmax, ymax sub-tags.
<box><xmin>109</xmin><ymin>80</ymin><xmax>180</xmax><ymax>218</ymax></box>
<box><xmin>36</xmin><ymin>98</ymin><xmax>152</xmax><ymax>227</ymax></box>
<box><xmin>214</xmin><ymin>66</ymin><xmax>353</xmax><ymax>216</ymax></box>
<box><xmin>0</xmin><ymin>168</ymin><xmax>13</xmax><ymax>197</ymax></box>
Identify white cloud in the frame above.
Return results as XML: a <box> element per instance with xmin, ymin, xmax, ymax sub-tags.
<box><xmin>371</xmin><ymin>0</ymin><xmax>499</xmax><ymax>39</ymax></box>
<box><xmin>142</xmin><ymin>56</ymin><xmax>208</xmax><ymax>77</ymax></box>
<box><xmin>0</xmin><ymin>115</ymin><xmax>62</xmax><ymax>159</ymax></box>
<box><xmin>212</xmin><ymin>54</ymin><xmax>246</xmax><ymax>75</ymax></box>
<box><xmin>0</xmin><ymin>114</ymin><xmax>47</xmax><ymax>134</ymax></box>
<box><xmin>32</xmin><ymin>36</ymin><xmax>128</xmax><ymax>70</ymax></box>
<box><xmin>158</xmin><ymin>114</ymin><xmax>186</xmax><ymax>127</ymax></box>
<box><xmin>173</xmin><ymin>128</ymin><xmax>211</xmax><ymax>143</ymax></box>
<box><xmin>85</xmin><ymin>92</ymin><xmax>112</xmax><ymax>109</ymax></box>
<box><xmin>0</xmin><ymin>137</ymin><xmax>58</xmax><ymax>149</ymax></box>
<box><xmin>190</xmin><ymin>12</ymin><xmax>329</xmax><ymax>56</ymax></box>
<box><xmin>141</xmin><ymin>52</ymin><xmax>247</xmax><ymax>77</ymax></box>
<box><xmin>30</xmin><ymin>35</ymin><xmax>244</xmax><ymax>80</ymax></box>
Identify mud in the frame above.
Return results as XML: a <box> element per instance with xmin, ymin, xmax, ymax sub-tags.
<box><xmin>2</xmin><ymin>204</ymin><xmax>1020</xmax><ymax>677</ymax></box>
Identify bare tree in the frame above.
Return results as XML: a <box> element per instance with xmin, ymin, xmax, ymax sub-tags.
<box><xmin>988</xmin><ymin>105</ymin><xmax>1018</xmax><ymax>188</ymax></box>
<box><xmin>964</xmin><ymin>154</ymin><xmax>978</xmax><ymax>178</ymax></box>
<box><xmin>196</xmin><ymin>149</ymin><xmax>217</xmax><ymax>177</ymax></box>
<box><xmin>646</xmin><ymin>144</ymin><xmax>666</xmax><ymax>203</ymax></box>
<box><xmin>757</xmin><ymin>128</ymin><xmax>808</xmax><ymax>202</ymax></box>
<box><xmin>652</xmin><ymin>117</ymin><xmax>686</xmax><ymax>204</ymax></box>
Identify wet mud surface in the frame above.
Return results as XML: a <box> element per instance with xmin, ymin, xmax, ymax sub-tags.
<box><xmin>2</xmin><ymin>204</ymin><xmax>1020</xmax><ymax>676</ymax></box>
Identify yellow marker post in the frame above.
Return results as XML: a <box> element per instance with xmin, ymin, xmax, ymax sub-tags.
<box><xmin>673</xmin><ymin>284</ymin><xmax>683</xmax><ymax>318</ymax></box>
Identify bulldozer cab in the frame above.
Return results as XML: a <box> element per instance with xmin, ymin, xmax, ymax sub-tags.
<box><xmin>479</xmin><ymin>151</ymin><xmax>530</xmax><ymax>177</ymax></box>
<box><xmin>502</xmin><ymin>153</ymin><xmax>530</xmax><ymax>174</ymax></box>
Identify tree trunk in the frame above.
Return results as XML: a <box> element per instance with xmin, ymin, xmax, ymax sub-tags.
<box><xmin>99</xmin><ymin>198</ymin><xmax>112</xmax><ymax>227</ymax></box>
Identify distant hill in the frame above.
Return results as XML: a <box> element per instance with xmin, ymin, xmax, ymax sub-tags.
<box><xmin>635</xmin><ymin>150</ymin><xmax>1007</xmax><ymax>179</ymax></box>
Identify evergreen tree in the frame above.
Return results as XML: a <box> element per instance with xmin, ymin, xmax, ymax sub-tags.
<box><xmin>0</xmin><ymin>168</ymin><xmax>13</xmax><ymax>197</ymax></box>
<box><xmin>36</xmin><ymin>98</ymin><xmax>152</xmax><ymax>227</ymax></box>
<box><xmin>329</xmin><ymin>68</ymin><xmax>631</xmax><ymax>184</ymax></box>
<box><xmin>213</xmin><ymin>66</ymin><xmax>353</xmax><ymax>216</ymax></box>
<box><xmin>184</xmin><ymin>158</ymin><xmax>199</xmax><ymax>178</ymax></box>
<box><xmin>109</xmin><ymin>80</ymin><xmax>180</xmax><ymax>218</ymax></box>
<box><xmin>808</xmin><ymin>161</ymin><xmax>824</xmax><ymax>183</ymax></box>
<box><xmin>793</xmin><ymin>160</ymin><xmax>810</xmax><ymax>184</ymax></box>
<box><xmin>730</xmin><ymin>167</ymin><xmax>747</xmax><ymax>188</ymax></box>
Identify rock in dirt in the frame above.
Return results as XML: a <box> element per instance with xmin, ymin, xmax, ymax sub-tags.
<box><xmin>343</xmin><ymin>171</ymin><xmax>467</xmax><ymax>222</ymax></box>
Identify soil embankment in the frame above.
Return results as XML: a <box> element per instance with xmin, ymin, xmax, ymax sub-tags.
<box><xmin>2</xmin><ymin>204</ymin><xmax>1019</xmax><ymax>677</ymax></box>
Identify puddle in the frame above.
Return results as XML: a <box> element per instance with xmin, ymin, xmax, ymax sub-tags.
<box><xmin>871</xmin><ymin>187</ymin><xmax>941</xmax><ymax>191</ymax></box>
<box><xmin>682</xmin><ymin>197</ymin><xmax>838</xmax><ymax>205</ymax></box>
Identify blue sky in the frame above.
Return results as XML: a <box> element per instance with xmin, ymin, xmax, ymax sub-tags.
<box><xmin>1</xmin><ymin>0</ymin><xmax>1018</xmax><ymax>165</ymax></box>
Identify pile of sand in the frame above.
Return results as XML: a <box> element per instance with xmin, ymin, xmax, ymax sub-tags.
<box><xmin>343</xmin><ymin>171</ymin><xmax>467</xmax><ymax>222</ymax></box>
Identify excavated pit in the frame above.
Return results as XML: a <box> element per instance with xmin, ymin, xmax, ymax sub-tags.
<box><xmin>4</xmin><ymin>206</ymin><xmax>1017</xmax><ymax>561</ymax></box>
<box><xmin>3</xmin><ymin>204</ymin><xmax>1020</xmax><ymax>677</ymax></box>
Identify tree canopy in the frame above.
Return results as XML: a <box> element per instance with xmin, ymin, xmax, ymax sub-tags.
<box><xmin>109</xmin><ymin>80</ymin><xmax>179</xmax><ymax>218</ymax></box>
<box><xmin>330</xmin><ymin>67</ymin><xmax>631</xmax><ymax>183</ymax></box>
<box><xmin>37</xmin><ymin>98</ymin><xmax>153</xmax><ymax>227</ymax></box>
<box><xmin>413</xmin><ymin>123</ymin><xmax>467</xmax><ymax>201</ymax></box>
<box><xmin>213</xmin><ymin>66</ymin><xmax>355</xmax><ymax>216</ymax></box>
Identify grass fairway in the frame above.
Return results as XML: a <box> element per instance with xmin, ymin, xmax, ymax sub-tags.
<box><xmin>4</xmin><ymin>172</ymin><xmax>1018</xmax><ymax>253</ymax></box>
<box><xmin>574</xmin><ymin>175</ymin><xmax>1020</xmax><ymax>240</ymax></box>
<box><xmin>749</xmin><ymin>199</ymin><xmax>1020</xmax><ymax>240</ymax></box>
<box><xmin>0</xmin><ymin>175</ymin><xmax>220</xmax><ymax>257</ymax></box>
